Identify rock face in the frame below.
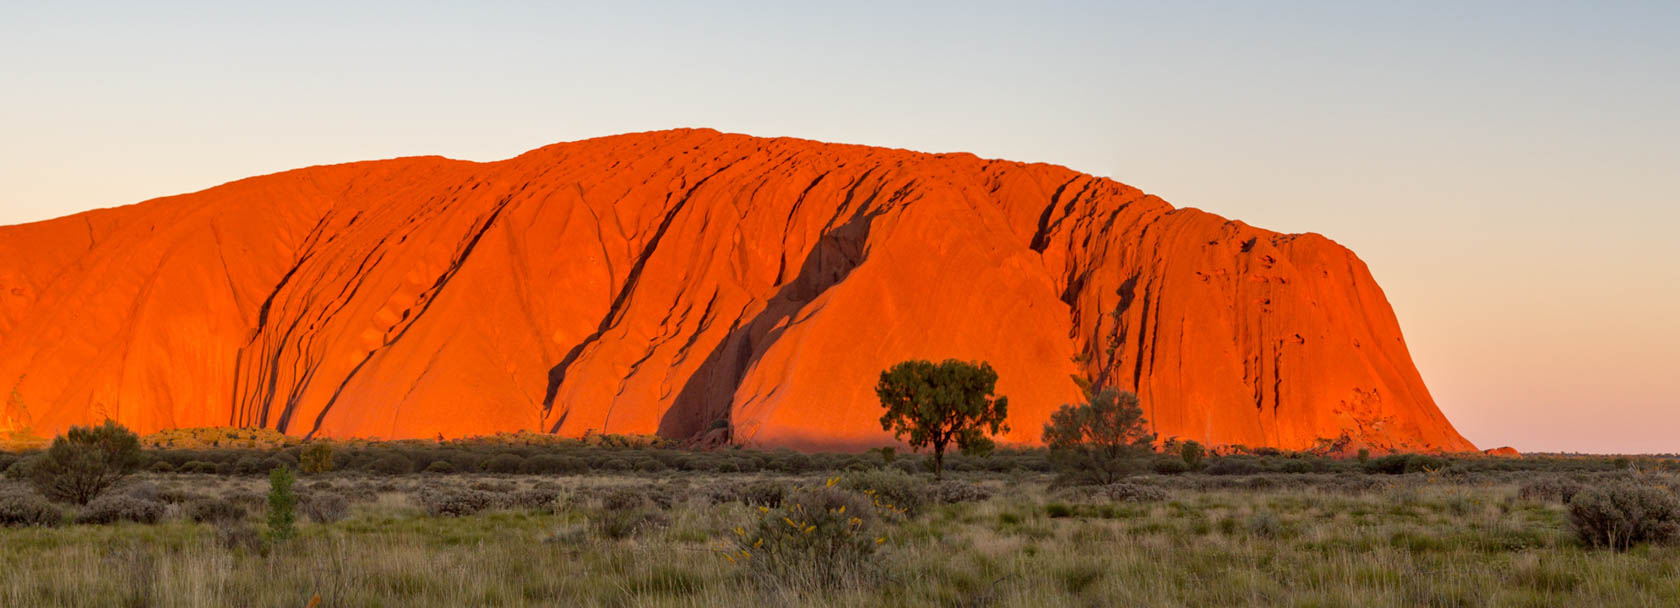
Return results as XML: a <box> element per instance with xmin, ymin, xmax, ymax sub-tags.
<box><xmin>0</xmin><ymin>129</ymin><xmax>1474</xmax><ymax>452</ymax></box>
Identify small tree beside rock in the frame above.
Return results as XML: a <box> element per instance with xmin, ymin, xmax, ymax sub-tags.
<box><xmin>1042</xmin><ymin>387</ymin><xmax>1156</xmax><ymax>485</ymax></box>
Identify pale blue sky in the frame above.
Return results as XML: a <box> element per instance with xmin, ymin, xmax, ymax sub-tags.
<box><xmin>3</xmin><ymin>1</ymin><xmax>1676</xmax><ymax>452</ymax></box>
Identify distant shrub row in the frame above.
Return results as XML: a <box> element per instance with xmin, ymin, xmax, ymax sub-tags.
<box><xmin>3</xmin><ymin>438</ymin><xmax>1657</xmax><ymax>481</ymax></box>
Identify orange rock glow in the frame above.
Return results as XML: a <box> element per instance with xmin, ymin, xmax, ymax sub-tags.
<box><xmin>0</xmin><ymin>129</ymin><xmax>1474</xmax><ymax>452</ymax></box>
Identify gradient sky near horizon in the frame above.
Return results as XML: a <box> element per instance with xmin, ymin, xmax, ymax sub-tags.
<box><xmin>2</xmin><ymin>1</ymin><xmax>1676</xmax><ymax>453</ymax></box>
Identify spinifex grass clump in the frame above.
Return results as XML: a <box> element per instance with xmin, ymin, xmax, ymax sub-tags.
<box><xmin>726</xmin><ymin>477</ymin><xmax>887</xmax><ymax>591</ymax></box>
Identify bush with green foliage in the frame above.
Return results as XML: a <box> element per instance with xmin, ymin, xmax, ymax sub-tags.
<box><xmin>187</xmin><ymin>497</ymin><xmax>246</xmax><ymax>524</ymax></box>
<box><xmin>875</xmin><ymin>359</ymin><xmax>1010</xmax><ymax>480</ymax></box>
<box><xmin>417</xmin><ymin>487</ymin><xmax>499</xmax><ymax>517</ymax></box>
<box><xmin>368</xmin><ymin>453</ymin><xmax>414</xmax><ymax>475</ymax></box>
<box><xmin>301</xmin><ymin>493</ymin><xmax>350</xmax><ymax>524</ymax></box>
<box><xmin>839</xmin><ymin>468</ymin><xmax>925</xmax><ymax>516</ymax></box>
<box><xmin>1365</xmin><ymin>454</ymin><xmax>1448</xmax><ymax>475</ymax></box>
<box><xmin>1568</xmin><ymin>482</ymin><xmax>1680</xmax><ymax>551</ymax></box>
<box><xmin>1180</xmin><ymin>440</ymin><xmax>1206</xmax><ymax>469</ymax></box>
<box><xmin>523</xmin><ymin>454</ymin><xmax>588</xmax><ymax>475</ymax></box>
<box><xmin>1205</xmin><ymin>456</ymin><xmax>1261</xmax><ymax>476</ymax></box>
<box><xmin>1102</xmin><ymin>482</ymin><xmax>1170</xmax><ymax>503</ymax></box>
<box><xmin>1042</xmin><ymin>387</ymin><xmax>1156</xmax><ymax>485</ymax></box>
<box><xmin>266</xmin><ymin>465</ymin><xmax>297</xmax><ymax>542</ymax></box>
<box><xmin>27</xmin><ymin>420</ymin><xmax>143</xmax><ymax>504</ymax></box>
<box><xmin>299</xmin><ymin>443</ymin><xmax>334</xmax><ymax>474</ymax></box>
<box><xmin>1152</xmin><ymin>458</ymin><xmax>1191</xmax><ymax>475</ymax></box>
<box><xmin>930</xmin><ymin>480</ymin><xmax>992</xmax><ymax>504</ymax></box>
<box><xmin>74</xmin><ymin>494</ymin><xmax>164</xmax><ymax>525</ymax></box>
<box><xmin>728</xmin><ymin>480</ymin><xmax>884</xmax><ymax>591</ymax></box>
<box><xmin>1519</xmin><ymin>477</ymin><xmax>1585</xmax><ymax>504</ymax></box>
<box><xmin>0</xmin><ymin>487</ymin><xmax>62</xmax><ymax>527</ymax></box>
<box><xmin>216</xmin><ymin>519</ymin><xmax>265</xmax><ymax>554</ymax></box>
<box><xmin>482</xmin><ymin>454</ymin><xmax>526</xmax><ymax>474</ymax></box>
<box><xmin>740</xmin><ymin>480</ymin><xmax>788</xmax><ymax>508</ymax></box>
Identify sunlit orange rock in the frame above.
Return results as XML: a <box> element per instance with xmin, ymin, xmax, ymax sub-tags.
<box><xmin>1484</xmin><ymin>447</ymin><xmax>1521</xmax><ymax>458</ymax></box>
<box><xmin>0</xmin><ymin>129</ymin><xmax>1475</xmax><ymax>452</ymax></box>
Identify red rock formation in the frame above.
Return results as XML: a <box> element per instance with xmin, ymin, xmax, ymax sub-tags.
<box><xmin>1484</xmin><ymin>447</ymin><xmax>1521</xmax><ymax>458</ymax></box>
<box><xmin>0</xmin><ymin>129</ymin><xmax>1475</xmax><ymax>452</ymax></box>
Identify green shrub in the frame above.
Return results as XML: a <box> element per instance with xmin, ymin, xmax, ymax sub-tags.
<box><xmin>148</xmin><ymin>461</ymin><xmax>176</xmax><ymax>473</ymax></box>
<box><xmin>424</xmin><ymin>460</ymin><xmax>456</xmax><ymax>474</ymax></box>
<box><xmin>1519</xmin><ymin>478</ymin><xmax>1584</xmax><ymax>504</ymax></box>
<box><xmin>508</xmin><ymin>488</ymin><xmax>561</xmax><ymax>511</ymax></box>
<box><xmin>1568</xmin><ymin>482</ymin><xmax>1680</xmax><ymax>551</ymax></box>
<box><xmin>1247</xmin><ymin>510</ymin><xmax>1285</xmax><ymax>538</ymax></box>
<box><xmin>601</xmin><ymin>486</ymin><xmax>651</xmax><ymax>511</ymax></box>
<box><xmin>740</xmin><ymin>480</ymin><xmax>788</xmax><ymax>508</ymax></box>
<box><xmin>482</xmin><ymin>454</ymin><xmax>526</xmax><ymax>474</ymax></box>
<box><xmin>301</xmin><ymin>493</ymin><xmax>350</xmax><ymax>524</ymax></box>
<box><xmin>1102</xmin><ymin>482</ymin><xmax>1169</xmax><ymax>503</ymax></box>
<box><xmin>930</xmin><ymin>480</ymin><xmax>992</xmax><ymax>504</ymax></box>
<box><xmin>187</xmin><ymin>497</ymin><xmax>246</xmax><ymax>524</ymax></box>
<box><xmin>1181</xmin><ymin>440</ymin><xmax>1206</xmax><ymax>470</ymax></box>
<box><xmin>417</xmin><ymin>487</ymin><xmax>498</xmax><ymax>517</ymax></box>
<box><xmin>1152</xmin><ymin>458</ymin><xmax>1191</xmax><ymax>475</ymax></box>
<box><xmin>368</xmin><ymin>453</ymin><xmax>414</xmax><ymax>475</ymax></box>
<box><xmin>729</xmin><ymin>481</ymin><xmax>884</xmax><ymax>590</ymax></box>
<box><xmin>1365</xmin><ymin>454</ymin><xmax>1448</xmax><ymax>475</ymax></box>
<box><xmin>266</xmin><ymin>465</ymin><xmax>297</xmax><ymax>542</ymax></box>
<box><xmin>634</xmin><ymin>458</ymin><xmax>670</xmax><ymax>473</ymax></box>
<box><xmin>1364</xmin><ymin>454</ymin><xmax>1410</xmax><ymax>475</ymax></box>
<box><xmin>1206</xmin><ymin>456</ymin><xmax>1262</xmax><ymax>476</ymax></box>
<box><xmin>1042</xmin><ymin>387</ymin><xmax>1155</xmax><ymax>485</ymax></box>
<box><xmin>234</xmin><ymin>456</ymin><xmax>270</xmax><ymax>476</ymax></box>
<box><xmin>590</xmin><ymin>507</ymin><xmax>667</xmax><ymax>540</ymax></box>
<box><xmin>181</xmin><ymin>461</ymin><xmax>217</xmax><ymax>474</ymax></box>
<box><xmin>0</xmin><ymin>487</ymin><xmax>62</xmax><ymax>527</ymax></box>
<box><xmin>3</xmin><ymin>456</ymin><xmax>32</xmax><ymax>480</ymax></box>
<box><xmin>839</xmin><ymin>468</ymin><xmax>926</xmax><ymax>516</ymax></box>
<box><xmin>75</xmin><ymin>494</ymin><xmax>165</xmax><ymax>525</ymax></box>
<box><xmin>299</xmin><ymin>443</ymin><xmax>334</xmax><ymax>474</ymax></box>
<box><xmin>523</xmin><ymin>454</ymin><xmax>588</xmax><ymax>475</ymax></box>
<box><xmin>1404</xmin><ymin>455</ymin><xmax>1448</xmax><ymax>474</ymax></box>
<box><xmin>215</xmin><ymin>519</ymin><xmax>265</xmax><ymax>554</ymax></box>
<box><xmin>27</xmin><ymin>420</ymin><xmax>143</xmax><ymax>504</ymax></box>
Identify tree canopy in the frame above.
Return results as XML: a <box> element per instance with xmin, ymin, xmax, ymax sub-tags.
<box><xmin>875</xmin><ymin>359</ymin><xmax>1010</xmax><ymax>480</ymax></box>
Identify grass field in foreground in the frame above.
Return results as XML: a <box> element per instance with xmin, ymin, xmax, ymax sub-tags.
<box><xmin>3</xmin><ymin>468</ymin><xmax>1678</xmax><ymax>607</ymax></box>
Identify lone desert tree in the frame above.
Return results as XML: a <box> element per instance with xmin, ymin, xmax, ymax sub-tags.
<box><xmin>875</xmin><ymin>359</ymin><xmax>1009</xmax><ymax>480</ymax></box>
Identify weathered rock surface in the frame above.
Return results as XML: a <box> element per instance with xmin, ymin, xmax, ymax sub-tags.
<box><xmin>0</xmin><ymin>129</ymin><xmax>1474</xmax><ymax>452</ymax></box>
